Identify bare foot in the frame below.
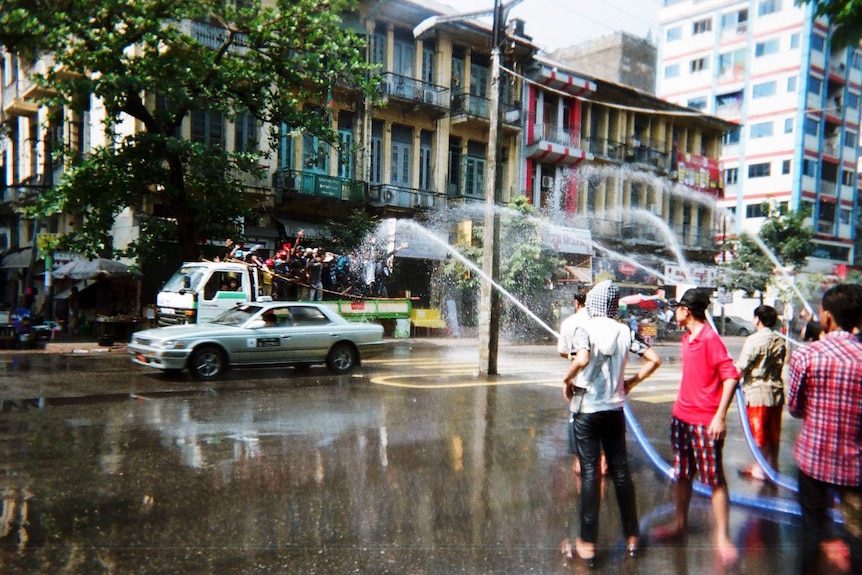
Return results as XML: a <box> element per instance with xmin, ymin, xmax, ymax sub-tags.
<box><xmin>574</xmin><ymin>537</ymin><xmax>596</xmax><ymax>560</ymax></box>
<box><xmin>717</xmin><ymin>540</ymin><xmax>738</xmax><ymax>566</ymax></box>
<box><xmin>821</xmin><ymin>539</ymin><xmax>850</xmax><ymax>572</ymax></box>
<box><xmin>560</xmin><ymin>538</ymin><xmax>573</xmax><ymax>562</ymax></box>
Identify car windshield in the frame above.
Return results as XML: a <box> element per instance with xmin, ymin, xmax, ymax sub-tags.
<box><xmin>162</xmin><ymin>267</ymin><xmax>207</xmax><ymax>292</ymax></box>
<box><xmin>212</xmin><ymin>304</ymin><xmax>263</xmax><ymax>326</ymax></box>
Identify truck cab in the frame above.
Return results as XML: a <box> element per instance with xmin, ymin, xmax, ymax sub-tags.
<box><xmin>157</xmin><ymin>262</ymin><xmax>264</xmax><ymax>325</ymax></box>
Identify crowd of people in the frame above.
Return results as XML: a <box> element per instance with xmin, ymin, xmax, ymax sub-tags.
<box><xmin>214</xmin><ymin>231</ymin><xmax>407</xmax><ymax>301</ymax></box>
<box><xmin>556</xmin><ymin>281</ymin><xmax>862</xmax><ymax>574</ymax></box>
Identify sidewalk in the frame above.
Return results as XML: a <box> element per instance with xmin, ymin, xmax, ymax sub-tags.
<box><xmin>0</xmin><ymin>334</ymin><xmax>129</xmax><ymax>355</ymax></box>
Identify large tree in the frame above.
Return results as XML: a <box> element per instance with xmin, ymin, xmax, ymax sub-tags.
<box><xmin>798</xmin><ymin>0</ymin><xmax>862</xmax><ymax>48</ymax></box>
<box><xmin>721</xmin><ymin>201</ymin><xmax>814</xmax><ymax>300</ymax></box>
<box><xmin>0</xmin><ymin>0</ymin><xmax>376</xmax><ymax>263</ymax></box>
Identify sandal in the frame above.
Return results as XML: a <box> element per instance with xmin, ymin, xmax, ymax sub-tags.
<box><xmin>560</xmin><ymin>538</ymin><xmax>574</xmax><ymax>562</ymax></box>
<box><xmin>574</xmin><ymin>537</ymin><xmax>596</xmax><ymax>568</ymax></box>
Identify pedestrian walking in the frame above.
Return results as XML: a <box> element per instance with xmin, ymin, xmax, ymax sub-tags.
<box><xmin>736</xmin><ymin>305</ymin><xmax>787</xmax><ymax>480</ymax></box>
<box><xmin>652</xmin><ymin>288</ymin><xmax>740</xmax><ymax>566</ymax></box>
<box><xmin>787</xmin><ymin>283</ymin><xmax>862</xmax><ymax>575</ymax></box>
<box><xmin>560</xmin><ymin>280</ymin><xmax>661</xmax><ymax>566</ymax></box>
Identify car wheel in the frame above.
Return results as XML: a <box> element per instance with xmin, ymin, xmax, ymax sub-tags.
<box><xmin>189</xmin><ymin>345</ymin><xmax>226</xmax><ymax>380</ymax></box>
<box><xmin>326</xmin><ymin>342</ymin><xmax>357</xmax><ymax>375</ymax></box>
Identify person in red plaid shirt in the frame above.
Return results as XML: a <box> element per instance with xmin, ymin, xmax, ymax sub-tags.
<box><xmin>788</xmin><ymin>283</ymin><xmax>862</xmax><ymax>575</ymax></box>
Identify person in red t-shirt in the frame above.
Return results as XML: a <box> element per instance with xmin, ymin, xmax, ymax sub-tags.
<box><xmin>653</xmin><ymin>288</ymin><xmax>740</xmax><ymax>566</ymax></box>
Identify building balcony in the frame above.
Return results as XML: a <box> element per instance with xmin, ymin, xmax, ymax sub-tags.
<box><xmin>186</xmin><ymin>21</ymin><xmax>249</xmax><ymax>54</ymax></box>
<box><xmin>272</xmin><ymin>169</ymin><xmax>366</xmax><ymax>203</ymax></box>
<box><xmin>526</xmin><ymin>123</ymin><xmax>592</xmax><ymax>165</ymax></box>
<box><xmin>368</xmin><ymin>184</ymin><xmax>439</xmax><ymax>210</ymax></box>
<box><xmin>450</xmin><ymin>92</ymin><xmax>521</xmax><ymax>129</ymax></box>
<box><xmin>379</xmin><ymin>72</ymin><xmax>450</xmax><ymax>116</ymax></box>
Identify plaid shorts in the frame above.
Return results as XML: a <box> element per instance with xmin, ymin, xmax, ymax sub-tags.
<box><xmin>670</xmin><ymin>416</ymin><xmax>727</xmax><ymax>488</ymax></box>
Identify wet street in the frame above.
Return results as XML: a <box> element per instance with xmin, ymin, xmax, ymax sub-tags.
<box><xmin>0</xmin><ymin>337</ymin><xmax>814</xmax><ymax>574</ymax></box>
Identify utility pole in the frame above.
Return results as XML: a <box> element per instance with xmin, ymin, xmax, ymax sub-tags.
<box><xmin>414</xmin><ymin>0</ymin><xmax>524</xmax><ymax>375</ymax></box>
<box><xmin>478</xmin><ymin>0</ymin><xmax>505</xmax><ymax>375</ymax></box>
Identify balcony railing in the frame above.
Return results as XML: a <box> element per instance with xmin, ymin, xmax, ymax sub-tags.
<box><xmin>529</xmin><ymin>123</ymin><xmax>582</xmax><ymax>148</ymax></box>
<box><xmin>379</xmin><ymin>72</ymin><xmax>450</xmax><ymax>109</ymax></box>
<box><xmin>588</xmin><ymin>217</ymin><xmax>714</xmax><ymax>251</ymax></box>
<box><xmin>273</xmin><ymin>169</ymin><xmax>366</xmax><ymax>202</ymax></box>
<box><xmin>451</xmin><ymin>92</ymin><xmax>520</xmax><ymax>125</ymax></box>
<box><xmin>188</xmin><ymin>21</ymin><xmax>249</xmax><ymax>54</ymax></box>
<box><xmin>368</xmin><ymin>184</ymin><xmax>439</xmax><ymax>209</ymax></box>
<box><xmin>584</xmin><ymin>136</ymin><xmax>669</xmax><ymax>170</ymax></box>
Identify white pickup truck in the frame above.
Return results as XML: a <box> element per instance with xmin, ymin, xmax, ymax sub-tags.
<box><xmin>156</xmin><ymin>261</ymin><xmax>412</xmax><ymax>327</ymax></box>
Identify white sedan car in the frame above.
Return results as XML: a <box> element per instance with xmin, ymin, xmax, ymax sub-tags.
<box><xmin>129</xmin><ymin>302</ymin><xmax>385</xmax><ymax>380</ymax></box>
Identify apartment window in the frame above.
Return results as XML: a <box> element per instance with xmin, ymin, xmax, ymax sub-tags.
<box><xmin>802</xmin><ymin>158</ymin><xmax>816</xmax><ymax>177</ymax></box>
<box><xmin>822</xmin><ymin>161</ymin><xmax>838</xmax><ymax>182</ymax></box>
<box><xmin>721</xmin><ymin>9</ymin><xmax>748</xmax><ymax>28</ymax></box>
<box><xmin>758</xmin><ymin>0</ymin><xmax>782</xmax><ymax>16</ymax></box>
<box><xmin>746</xmin><ymin>203</ymin><xmax>766</xmax><ymax>218</ymax></box>
<box><xmin>664</xmin><ymin>63</ymin><xmax>680</xmax><ymax>78</ymax></box>
<box><xmin>842</xmin><ymin>170</ymin><xmax>856</xmax><ymax>186</ymax></box>
<box><xmin>847</xmin><ymin>92</ymin><xmax>859</xmax><ymax>109</ymax></box>
<box><xmin>853</xmin><ymin>50</ymin><xmax>862</xmax><ymax>70</ymax></box>
<box><xmin>724</xmin><ymin>167</ymin><xmax>738</xmax><ymax>185</ymax></box>
<box><xmin>693</xmin><ymin>18</ymin><xmax>712</xmax><ymax>34</ymax></box>
<box><xmin>390</xmin><ymin>124</ymin><xmax>413</xmax><ymax>186</ymax></box>
<box><xmin>748</xmin><ymin>162</ymin><xmax>771</xmax><ymax>178</ymax></box>
<box><xmin>787</xmin><ymin>76</ymin><xmax>797</xmax><ymax>92</ymax></box>
<box><xmin>804</xmin><ymin>117</ymin><xmax>819</xmax><ymax>136</ymax></box>
<box><xmin>418</xmin><ymin>131</ymin><xmax>432</xmax><ymax>190</ymax></box>
<box><xmin>845</xmin><ymin>131</ymin><xmax>858</xmax><ymax>149</ymax></box>
<box><xmin>464</xmin><ymin>141</ymin><xmax>486</xmax><ymax>198</ymax></box>
<box><xmin>370</xmin><ymin>121</ymin><xmax>383</xmax><ymax>184</ymax></box>
<box><xmin>750</xmin><ymin>121</ymin><xmax>773</xmax><ymax>138</ymax></box>
<box><xmin>790</xmin><ymin>33</ymin><xmax>800</xmax><ymax>49</ymax></box>
<box><xmin>784</xmin><ymin>118</ymin><xmax>794</xmax><ymax>133</ymax></box>
<box><xmin>808</xmin><ymin>76</ymin><xmax>822</xmax><ymax>95</ymax></box>
<box><xmin>687</xmin><ymin>96</ymin><xmax>707</xmax><ymax>110</ymax></box>
<box><xmin>234</xmin><ymin>111</ymin><xmax>258</xmax><ymax>153</ymax></box>
<box><xmin>716</xmin><ymin>91</ymin><xmax>742</xmax><ymax>109</ymax></box>
<box><xmin>840</xmin><ymin>208</ymin><xmax>852</xmax><ymax>225</ymax></box>
<box><xmin>722</xmin><ymin>127</ymin><xmax>740</xmax><ymax>145</ymax></box>
<box><xmin>371</xmin><ymin>30</ymin><xmax>386</xmax><ymax>68</ymax></box>
<box><xmin>753</xmin><ymin>81</ymin><xmax>777</xmax><ymax>98</ymax></box>
<box><xmin>666</xmin><ymin>26</ymin><xmax>682</xmax><ymax>41</ymax></box>
<box><xmin>811</xmin><ymin>34</ymin><xmax>825</xmax><ymax>52</ymax></box>
<box><xmin>782</xmin><ymin>159</ymin><xmax>791</xmax><ymax>174</ymax></box>
<box><xmin>755</xmin><ymin>39</ymin><xmax>780</xmax><ymax>57</ymax></box>
<box><xmin>690</xmin><ymin>57</ymin><xmax>709</xmax><ymax>72</ymax></box>
<box><xmin>191</xmin><ymin>110</ymin><xmax>225</xmax><ymax>148</ymax></box>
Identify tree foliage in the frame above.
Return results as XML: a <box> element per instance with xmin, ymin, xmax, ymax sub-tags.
<box><xmin>0</xmin><ymin>0</ymin><xmax>376</xmax><ymax>264</ymax></box>
<box><xmin>798</xmin><ymin>0</ymin><xmax>862</xmax><ymax>48</ymax></box>
<box><xmin>721</xmin><ymin>202</ymin><xmax>814</xmax><ymax>298</ymax></box>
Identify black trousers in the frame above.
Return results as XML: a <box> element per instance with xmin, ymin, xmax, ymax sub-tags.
<box><xmin>573</xmin><ymin>408</ymin><xmax>639</xmax><ymax>543</ymax></box>
<box><xmin>798</xmin><ymin>469</ymin><xmax>862</xmax><ymax>574</ymax></box>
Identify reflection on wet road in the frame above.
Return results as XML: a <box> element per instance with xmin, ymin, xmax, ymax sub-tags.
<box><xmin>0</xmin><ymin>343</ymin><xmax>808</xmax><ymax>574</ymax></box>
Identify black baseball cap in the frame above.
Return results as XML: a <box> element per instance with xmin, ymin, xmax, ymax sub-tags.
<box><xmin>671</xmin><ymin>288</ymin><xmax>710</xmax><ymax>312</ymax></box>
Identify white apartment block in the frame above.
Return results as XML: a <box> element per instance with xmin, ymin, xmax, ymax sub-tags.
<box><xmin>657</xmin><ymin>0</ymin><xmax>862</xmax><ymax>273</ymax></box>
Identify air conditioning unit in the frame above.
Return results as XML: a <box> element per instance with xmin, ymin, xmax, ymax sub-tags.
<box><xmin>541</xmin><ymin>175</ymin><xmax>554</xmax><ymax>189</ymax></box>
<box><xmin>423</xmin><ymin>89</ymin><xmax>437</xmax><ymax>104</ymax></box>
<box><xmin>736</xmin><ymin>23</ymin><xmax>747</xmax><ymax>34</ymax></box>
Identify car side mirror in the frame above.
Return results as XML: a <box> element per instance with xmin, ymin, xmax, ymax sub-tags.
<box><xmin>247</xmin><ymin>319</ymin><xmax>267</xmax><ymax>329</ymax></box>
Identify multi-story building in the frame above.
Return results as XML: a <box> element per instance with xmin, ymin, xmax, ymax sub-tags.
<box><xmin>523</xmin><ymin>52</ymin><xmax>735</xmax><ymax>294</ymax></box>
<box><xmin>548</xmin><ymin>31</ymin><xmax>658</xmax><ymax>95</ymax></box>
<box><xmin>1</xmin><ymin>0</ymin><xmax>736</xmax><ymax>319</ymax></box>
<box><xmin>657</xmin><ymin>0</ymin><xmax>862</xmax><ymax>273</ymax></box>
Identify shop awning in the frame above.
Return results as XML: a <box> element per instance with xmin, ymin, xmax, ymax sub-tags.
<box><xmin>275</xmin><ymin>219</ymin><xmax>331</xmax><ymax>240</ymax></box>
<box><xmin>1</xmin><ymin>247</ymin><xmax>34</xmax><ymax>269</ymax></box>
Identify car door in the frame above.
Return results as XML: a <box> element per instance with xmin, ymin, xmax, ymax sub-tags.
<box><xmin>245</xmin><ymin>306</ymin><xmax>300</xmax><ymax>364</ymax></box>
<box><xmin>284</xmin><ymin>305</ymin><xmax>340</xmax><ymax>362</ymax></box>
